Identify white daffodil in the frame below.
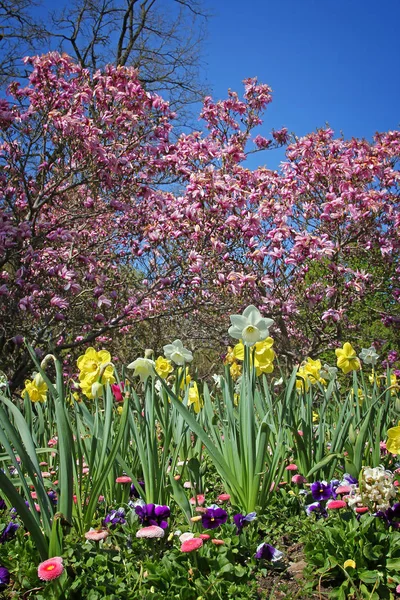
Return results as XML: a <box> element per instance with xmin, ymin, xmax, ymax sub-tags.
<box><xmin>319</xmin><ymin>364</ymin><xmax>338</xmax><ymax>381</ymax></box>
<box><xmin>127</xmin><ymin>357</ymin><xmax>155</xmax><ymax>382</ymax></box>
<box><xmin>359</xmin><ymin>346</ymin><xmax>379</xmax><ymax>366</ymax></box>
<box><xmin>163</xmin><ymin>339</ymin><xmax>193</xmax><ymax>365</ymax></box>
<box><xmin>228</xmin><ymin>305</ymin><xmax>274</xmax><ymax>346</ymax></box>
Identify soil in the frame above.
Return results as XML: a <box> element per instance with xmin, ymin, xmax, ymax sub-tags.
<box><xmin>256</xmin><ymin>537</ymin><xmax>332</xmax><ymax>599</ymax></box>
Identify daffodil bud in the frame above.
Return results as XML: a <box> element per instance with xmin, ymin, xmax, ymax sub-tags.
<box><xmin>40</xmin><ymin>354</ymin><xmax>57</xmax><ymax>369</ymax></box>
<box><xmin>91</xmin><ymin>382</ymin><xmax>104</xmax><ymax>398</ymax></box>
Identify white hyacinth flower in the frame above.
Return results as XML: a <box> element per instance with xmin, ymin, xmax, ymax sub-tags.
<box><xmin>228</xmin><ymin>305</ymin><xmax>274</xmax><ymax>347</ymax></box>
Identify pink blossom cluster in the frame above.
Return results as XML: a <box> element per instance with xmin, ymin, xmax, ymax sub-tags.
<box><xmin>0</xmin><ymin>52</ymin><xmax>399</xmax><ymax>381</ymax></box>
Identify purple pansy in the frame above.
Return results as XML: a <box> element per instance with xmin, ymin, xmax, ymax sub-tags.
<box><xmin>305</xmin><ymin>501</ymin><xmax>327</xmax><ymax>519</ymax></box>
<box><xmin>130</xmin><ymin>481</ymin><xmax>145</xmax><ymax>499</ymax></box>
<box><xmin>375</xmin><ymin>502</ymin><xmax>400</xmax><ymax>528</ymax></box>
<box><xmin>103</xmin><ymin>507</ymin><xmax>126</xmax><ymax>528</ymax></box>
<box><xmin>342</xmin><ymin>473</ymin><xmax>358</xmax><ymax>486</ymax></box>
<box><xmin>201</xmin><ymin>505</ymin><xmax>228</xmax><ymax>530</ymax></box>
<box><xmin>255</xmin><ymin>542</ymin><xmax>283</xmax><ymax>561</ymax></box>
<box><xmin>0</xmin><ymin>521</ymin><xmax>19</xmax><ymax>543</ymax></box>
<box><xmin>0</xmin><ymin>566</ymin><xmax>9</xmax><ymax>586</ymax></box>
<box><xmin>134</xmin><ymin>503</ymin><xmax>170</xmax><ymax>529</ymax></box>
<box><xmin>233</xmin><ymin>512</ymin><xmax>257</xmax><ymax>534</ymax></box>
<box><xmin>311</xmin><ymin>481</ymin><xmax>334</xmax><ymax>501</ymax></box>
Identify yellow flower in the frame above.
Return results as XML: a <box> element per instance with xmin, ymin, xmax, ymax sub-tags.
<box><xmin>296</xmin><ymin>366</ymin><xmax>310</xmax><ymax>392</ymax></box>
<box><xmin>77</xmin><ymin>347</ymin><xmax>115</xmax><ymax>398</ymax></box>
<box><xmin>230</xmin><ymin>362</ymin><xmax>242</xmax><ymax>380</ymax></box>
<box><xmin>350</xmin><ymin>388</ymin><xmax>365</xmax><ymax>406</ymax></box>
<box><xmin>335</xmin><ymin>343</ymin><xmax>361</xmax><ymax>374</ymax></box>
<box><xmin>233</xmin><ymin>338</ymin><xmax>275</xmax><ymax>376</ymax></box>
<box><xmin>389</xmin><ymin>374</ymin><xmax>399</xmax><ymax>395</ymax></box>
<box><xmin>187</xmin><ymin>382</ymin><xmax>203</xmax><ymax>413</ymax></box>
<box><xmin>21</xmin><ymin>373</ymin><xmax>48</xmax><ymax>403</ymax></box>
<box><xmin>312</xmin><ymin>411</ymin><xmax>319</xmax><ymax>423</ymax></box>
<box><xmin>117</xmin><ymin>406</ymin><xmax>123</xmax><ymax>415</ymax></box>
<box><xmin>386</xmin><ymin>423</ymin><xmax>400</xmax><ymax>455</ymax></box>
<box><xmin>343</xmin><ymin>559</ymin><xmax>356</xmax><ymax>570</ymax></box>
<box><xmin>369</xmin><ymin>369</ymin><xmax>380</xmax><ymax>386</ymax></box>
<box><xmin>155</xmin><ymin>356</ymin><xmax>173</xmax><ymax>379</ymax></box>
<box><xmin>303</xmin><ymin>358</ymin><xmax>325</xmax><ymax>385</ymax></box>
<box><xmin>224</xmin><ymin>346</ymin><xmax>236</xmax><ymax>365</ymax></box>
<box><xmin>178</xmin><ymin>367</ymin><xmax>191</xmax><ymax>389</ymax></box>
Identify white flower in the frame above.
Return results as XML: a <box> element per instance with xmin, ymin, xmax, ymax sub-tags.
<box><xmin>228</xmin><ymin>305</ymin><xmax>274</xmax><ymax>347</ymax></box>
<box><xmin>179</xmin><ymin>532</ymin><xmax>194</xmax><ymax>543</ymax></box>
<box><xmin>163</xmin><ymin>339</ymin><xmax>193</xmax><ymax>365</ymax></box>
<box><xmin>359</xmin><ymin>347</ymin><xmax>379</xmax><ymax>366</ymax></box>
<box><xmin>127</xmin><ymin>357</ymin><xmax>155</xmax><ymax>382</ymax></box>
<box><xmin>320</xmin><ymin>364</ymin><xmax>338</xmax><ymax>381</ymax></box>
<box><xmin>0</xmin><ymin>372</ymin><xmax>7</xmax><ymax>388</ymax></box>
<box><xmin>212</xmin><ymin>374</ymin><xmax>222</xmax><ymax>388</ymax></box>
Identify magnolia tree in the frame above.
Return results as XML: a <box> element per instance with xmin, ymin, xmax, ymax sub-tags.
<box><xmin>0</xmin><ymin>52</ymin><xmax>399</xmax><ymax>385</ymax></box>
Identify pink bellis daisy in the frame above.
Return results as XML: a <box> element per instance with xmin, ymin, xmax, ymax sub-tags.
<box><xmin>136</xmin><ymin>526</ymin><xmax>165</xmax><ymax>539</ymax></box>
<box><xmin>181</xmin><ymin>537</ymin><xmax>203</xmax><ymax>552</ymax></box>
<box><xmin>38</xmin><ymin>557</ymin><xmax>64</xmax><ymax>581</ymax></box>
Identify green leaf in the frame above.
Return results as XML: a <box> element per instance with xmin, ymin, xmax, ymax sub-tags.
<box><xmin>358</xmin><ymin>570</ymin><xmax>379</xmax><ymax>584</ymax></box>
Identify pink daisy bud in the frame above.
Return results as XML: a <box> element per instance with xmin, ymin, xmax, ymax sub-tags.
<box><xmin>327</xmin><ymin>500</ymin><xmax>347</xmax><ymax>510</ymax></box>
<box><xmin>355</xmin><ymin>506</ymin><xmax>369</xmax><ymax>514</ymax></box>
<box><xmin>217</xmin><ymin>494</ymin><xmax>230</xmax><ymax>502</ymax></box>
<box><xmin>291</xmin><ymin>474</ymin><xmax>307</xmax><ymax>484</ymax></box>
<box><xmin>285</xmin><ymin>464</ymin><xmax>298</xmax><ymax>471</ymax></box>
<box><xmin>85</xmin><ymin>529</ymin><xmax>109</xmax><ymax>541</ymax></box>
<box><xmin>199</xmin><ymin>533</ymin><xmax>210</xmax><ymax>541</ymax></box>
<box><xmin>181</xmin><ymin>537</ymin><xmax>203</xmax><ymax>552</ymax></box>
<box><xmin>335</xmin><ymin>485</ymin><xmax>352</xmax><ymax>495</ymax></box>
<box><xmin>189</xmin><ymin>494</ymin><xmax>205</xmax><ymax>506</ymax></box>
<box><xmin>115</xmin><ymin>476</ymin><xmax>132</xmax><ymax>484</ymax></box>
<box><xmin>211</xmin><ymin>539</ymin><xmax>225</xmax><ymax>545</ymax></box>
<box><xmin>136</xmin><ymin>526</ymin><xmax>165</xmax><ymax>539</ymax></box>
<box><xmin>37</xmin><ymin>557</ymin><xmax>64</xmax><ymax>581</ymax></box>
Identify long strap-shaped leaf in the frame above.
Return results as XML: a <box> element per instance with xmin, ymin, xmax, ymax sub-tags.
<box><xmin>0</xmin><ymin>469</ymin><xmax>48</xmax><ymax>560</ymax></box>
<box><xmin>159</xmin><ymin>377</ymin><xmax>247</xmax><ymax>508</ymax></box>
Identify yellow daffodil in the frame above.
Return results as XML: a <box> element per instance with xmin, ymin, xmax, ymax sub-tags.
<box><xmin>224</xmin><ymin>346</ymin><xmax>236</xmax><ymax>365</ymax></box>
<box><xmin>233</xmin><ymin>338</ymin><xmax>275</xmax><ymax>376</ymax></box>
<box><xmin>296</xmin><ymin>365</ymin><xmax>310</xmax><ymax>392</ymax></box>
<box><xmin>312</xmin><ymin>411</ymin><xmax>319</xmax><ymax>423</ymax></box>
<box><xmin>386</xmin><ymin>423</ymin><xmax>400</xmax><ymax>454</ymax></box>
<box><xmin>77</xmin><ymin>347</ymin><xmax>115</xmax><ymax>399</ymax></box>
<box><xmin>178</xmin><ymin>367</ymin><xmax>191</xmax><ymax>389</ymax></box>
<box><xmin>350</xmin><ymin>388</ymin><xmax>365</xmax><ymax>406</ymax></box>
<box><xmin>155</xmin><ymin>356</ymin><xmax>173</xmax><ymax>379</ymax></box>
<box><xmin>335</xmin><ymin>343</ymin><xmax>361</xmax><ymax>374</ymax></box>
<box><xmin>303</xmin><ymin>358</ymin><xmax>326</xmax><ymax>385</ymax></box>
<box><xmin>369</xmin><ymin>369</ymin><xmax>380</xmax><ymax>386</ymax></box>
<box><xmin>389</xmin><ymin>374</ymin><xmax>399</xmax><ymax>395</ymax></box>
<box><xmin>187</xmin><ymin>382</ymin><xmax>203</xmax><ymax>413</ymax></box>
<box><xmin>21</xmin><ymin>373</ymin><xmax>48</xmax><ymax>403</ymax></box>
<box><xmin>230</xmin><ymin>362</ymin><xmax>242</xmax><ymax>380</ymax></box>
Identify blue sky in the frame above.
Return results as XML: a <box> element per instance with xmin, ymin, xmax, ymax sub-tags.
<box><xmin>29</xmin><ymin>0</ymin><xmax>400</xmax><ymax>170</ymax></box>
<box><xmin>203</xmin><ymin>0</ymin><xmax>400</xmax><ymax>169</ymax></box>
